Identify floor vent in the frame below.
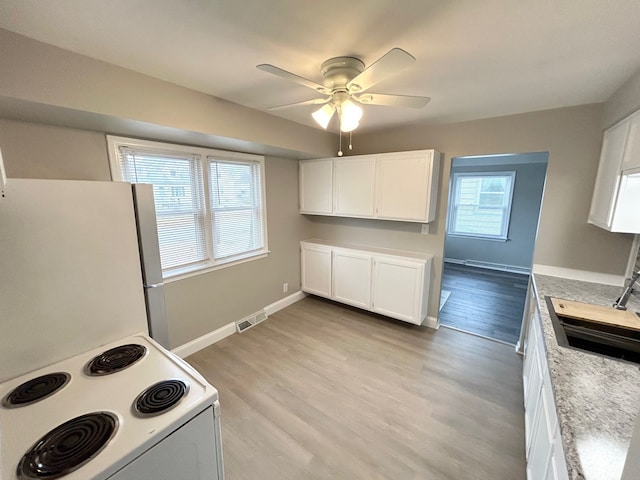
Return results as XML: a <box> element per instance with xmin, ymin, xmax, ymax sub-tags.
<box><xmin>236</xmin><ymin>310</ymin><xmax>268</xmax><ymax>333</ymax></box>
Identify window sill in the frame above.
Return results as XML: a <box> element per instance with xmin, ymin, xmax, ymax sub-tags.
<box><xmin>163</xmin><ymin>250</ymin><xmax>271</xmax><ymax>284</ymax></box>
<box><xmin>446</xmin><ymin>233</ymin><xmax>509</xmax><ymax>242</ymax></box>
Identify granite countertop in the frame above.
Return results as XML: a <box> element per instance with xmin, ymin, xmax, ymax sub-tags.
<box><xmin>532</xmin><ymin>274</ymin><xmax>640</xmax><ymax>480</ymax></box>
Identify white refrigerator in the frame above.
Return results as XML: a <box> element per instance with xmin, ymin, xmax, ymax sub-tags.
<box><xmin>0</xmin><ymin>178</ymin><xmax>169</xmax><ymax>382</ymax></box>
<box><xmin>131</xmin><ymin>183</ymin><xmax>170</xmax><ymax>349</ymax></box>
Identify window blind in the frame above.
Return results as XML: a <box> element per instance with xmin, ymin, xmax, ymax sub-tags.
<box><xmin>209</xmin><ymin>159</ymin><xmax>264</xmax><ymax>261</ymax></box>
<box><xmin>117</xmin><ymin>147</ymin><xmax>208</xmax><ymax>271</ymax></box>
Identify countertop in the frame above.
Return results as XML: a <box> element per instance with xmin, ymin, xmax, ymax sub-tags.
<box><xmin>532</xmin><ymin>274</ymin><xmax>640</xmax><ymax>480</ymax></box>
<box><xmin>301</xmin><ymin>238</ymin><xmax>434</xmax><ymax>261</ymax></box>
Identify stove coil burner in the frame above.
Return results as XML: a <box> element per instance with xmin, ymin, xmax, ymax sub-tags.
<box><xmin>85</xmin><ymin>343</ymin><xmax>146</xmax><ymax>376</ymax></box>
<box><xmin>134</xmin><ymin>379</ymin><xmax>189</xmax><ymax>416</ymax></box>
<box><xmin>2</xmin><ymin>372</ymin><xmax>70</xmax><ymax>408</ymax></box>
<box><xmin>17</xmin><ymin>411</ymin><xmax>117</xmax><ymax>479</ymax></box>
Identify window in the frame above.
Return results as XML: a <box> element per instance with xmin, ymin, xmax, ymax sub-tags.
<box><xmin>447</xmin><ymin>172</ymin><xmax>515</xmax><ymax>240</ymax></box>
<box><xmin>108</xmin><ymin>136</ymin><xmax>268</xmax><ymax>279</ymax></box>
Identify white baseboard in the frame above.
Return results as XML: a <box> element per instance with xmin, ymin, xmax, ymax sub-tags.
<box><xmin>172</xmin><ymin>322</ymin><xmax>236</xmax><ymax>359</ymax></box>
<box><xmin>264</xmin><ymin>290</ymin><xmax>307</xmax><ymax>316</ymax></box>
<box><xmin>172</xmin><ymin>290</ymin><xmax>307</xmax><ymax>358</ymax></box>
<box><xmin>444</xmin><ymin>257</ymin><xmax>530</xmax><ymax>275</ymax></box>
<box><xmin>532</xmin><ymin>264</ymin><xmax>625</xmax><ymax>286</ymax></box>
<box><xmin>424</xmin><ymin>315</ymin><xmax>439</xmax><ymax>329</ymax></box>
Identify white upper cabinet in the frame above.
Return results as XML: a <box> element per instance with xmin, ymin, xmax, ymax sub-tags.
<box><xmin>375</xmin><ymin>150</ymin><xmax>440</xmax><ymax>222</ymax></box>
<box><xmin>334</xmin><ymin>155</ymin><xmax>377</xmax><ymax>217</ymax></box>
<box><xmin>588</xmin><ymin>110</ymin><xmax>640</xmax><ymax>233</ymax></box>
<box><xmin>299</xmin><ymin>158</ymin><xmax>333</xmax><ymax>214</ymax></box>
<box><xmin>622</xmin><ymin>111</ymin><xmax>640</xmax><ymax>172</ymax></box>
<box><xmin>299</xmin><ymin>149</ymin><xmax>441</xmax><ymax>223</ymax></box>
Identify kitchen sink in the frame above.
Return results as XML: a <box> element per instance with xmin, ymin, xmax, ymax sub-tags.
<box><xmin>545</xmin><ymin>296</ymin><xmax>640</xmax><ymax>364</ymax></box>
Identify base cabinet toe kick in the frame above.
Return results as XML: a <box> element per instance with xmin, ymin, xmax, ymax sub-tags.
<box><xmin>300</xmin><ymin>240</ymin><xmax>433</xmax><ymax>326</ymax></box>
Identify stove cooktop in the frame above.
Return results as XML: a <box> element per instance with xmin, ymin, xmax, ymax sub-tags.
<box><xmin>2</xmin><ymin>372</ymin><xmax>71</xmax><ymax>408</ymax></box>
<box><xmin>0</xmin><ymin>334</ymin><xmax>218</xmax><ymax>480</ymax></box>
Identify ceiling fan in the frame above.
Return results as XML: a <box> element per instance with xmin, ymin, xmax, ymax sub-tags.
<box><xmin>257</xmin><ymin>48</ymin><xmax>430</xmax><ymax>134</ymax></box>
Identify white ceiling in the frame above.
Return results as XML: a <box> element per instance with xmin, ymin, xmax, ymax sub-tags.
<box><xmin>1</xmin><ymin>0</ymin><xmax>640</xmax><ymax>134</ymax></box>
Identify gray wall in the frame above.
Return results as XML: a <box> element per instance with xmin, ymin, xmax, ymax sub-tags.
<box><xmin>0</xmin><ymin>119</ymin><xmax>110</xmax><ymax>180</ymax></box>
<box><xmin>444</xmin><ymin>159</ymin><xmax>547</xmax><ymax>270</ymax></box>
<box><xmin>0</xmin><ymin>29</ymin><xmax>336</xmax><ymax>159</ymax></box>
<box><xmin>1</xmin><ymin>28</ymin><xmax>637</xmax><ymax>335</ymax></box>
<box><xmin>311</xmin><ymin>104</ymin><xmax>633</xmax><ymax>320</ymax></box>
<box><xmin>603</xmin><ymin>66</ymin><xmax>640</xmax><ymax>128</ymax></box>
<box><xmin>0</xmin><ymin>118</ymin><xmax>307</xmax><ymax>349</ymax></box>
<box><xmin>0</xmin><ymin>29</ymin><xmax>337</xmax><ymax>349</ymax></box>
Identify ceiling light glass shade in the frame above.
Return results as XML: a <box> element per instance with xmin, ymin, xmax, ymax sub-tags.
<box><xmin>339</xmin><ymin>100</ymin><xmax>363</xmax><ymax>132</ymax></box>
<box><xmin>312</xmin><ymin>103</ymin><xmax>336</xmax><ymax>129</ymax></box>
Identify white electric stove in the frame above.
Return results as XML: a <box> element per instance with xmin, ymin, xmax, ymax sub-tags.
<box><xmin>0</xmin><ymin>179</ymin><xmax>225</xmax><ymax>479</ymax></box>
<box><xmin>0</xmin><ymin>334</ymin><xmax>224</xmax><ymax>480</ymax></box>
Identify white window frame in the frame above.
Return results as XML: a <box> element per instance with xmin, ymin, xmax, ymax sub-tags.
<box><xmin>107</xmin><ymin>135</ymin><xmax>268</xmax><ymax>281</ymax></box>
<box><xmin>447</xmin><ymin>171</ymin><xmax>516</xmax><ymax>241</ymax></box>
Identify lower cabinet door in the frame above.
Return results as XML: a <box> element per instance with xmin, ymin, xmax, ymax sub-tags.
<box><xmin>527</xmin><ymin>385</ymin><xmax>554</xmax><ymax>480</ymax></box>
<box><xmin>371</xmin><ymin>257</ymin><xmax>424</xmax><ymax>324</ymax></box>
<box><xmin>332</xmin><ymin>250</ymin><xmax>372</xmax><ymax>309</ymax></box>
<box><xmin>301</xmin><ymin>245</ymin><xmax>332</xmax><ymax>298</ymax></box>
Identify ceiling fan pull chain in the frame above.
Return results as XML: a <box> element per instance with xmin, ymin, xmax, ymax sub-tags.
<box><xmin>338</xmin><ymin>129</ymin><xmax>343</xmax><ymax>157</ymax></box>
<box><xmin>349</xmin><ymin>131</ymin><xmax>353</xmax><ymax>151</ymax></box>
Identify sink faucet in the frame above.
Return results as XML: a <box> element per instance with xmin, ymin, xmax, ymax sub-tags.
<box><xmin>614</xmin><ymin>270</ymin><xmax>640</xmax><ymax>310</ymax></box>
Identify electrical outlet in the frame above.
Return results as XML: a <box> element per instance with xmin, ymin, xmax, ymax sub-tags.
<box><xmin>421</xmin><ymin>224</ymin><xmax>430</xmax><ymax>235</ymax></box>
<box><xmin>283</xmin><ymin>282</ymin><xmax>288</xmax><ymax>293</ymax></box>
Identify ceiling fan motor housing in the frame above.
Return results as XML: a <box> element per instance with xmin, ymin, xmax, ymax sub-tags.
<box><xmin>320</xmin><ymin>57</ymin><xmax>365</xmax><ymax>92</ymax></box>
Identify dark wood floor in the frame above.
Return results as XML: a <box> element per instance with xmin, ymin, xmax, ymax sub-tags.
<box><xmin>187</xmin><ymin>296</ymin><xmax>525</xmax><ymax>480</ymax></box>
<box><xmin>439</xmin><ymin>263</ymin><xmax>529</xmax><ymax>345</ymax></box>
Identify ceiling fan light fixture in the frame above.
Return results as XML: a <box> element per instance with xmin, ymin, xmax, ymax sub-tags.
<box><xmin>312</xmin><ymin>103</ymin><xmax>336</xmax><ymax>129</ymax></box>
<box><xmin>339</xmin><ymin>99</ymin><xmax>363</xmax><ymax>132</ymax></box>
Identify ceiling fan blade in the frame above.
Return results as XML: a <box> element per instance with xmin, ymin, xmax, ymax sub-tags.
<box><xmin>347</xmin><ymin>48</ymin><xmax>416</xmax><ymax>93</ymax></box>
<box><xmin>257</xmin><ymin>64</ymin><xmax>329</xmax><ymax>93</ymax></box>
<box><xmin>355</xmin><ymin>93</ymin><xmax>430</xmax><ymax>108</ymax></box>
<box><xmin>265</xmin><ymin>97</ymin><xmax>330</xmax><ymax>111</ymax></box>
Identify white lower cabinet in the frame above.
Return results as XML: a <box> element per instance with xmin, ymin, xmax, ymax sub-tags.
<box><xmin>371</xmin><ymin>256</ymin><xmax>427</xmax><ymax>324</ymax></box>
<box><xmin>332</xmin><ymin>250</ymin><xmax>372</xmax><ymax>309</ymax></box>
<box><xmin>300</xmin><ymin>243</ymin><xmax>332</xmax><ymax>297</ymax></box>
<box><xmin>301</xmin><ymin>240</ymin><xmax>433</xmax><ymax>325</ymax></box>
<box><xmin>523</xmin><ymin>285</ymin><xmax>569</xmax><ymax>480</ymax></box>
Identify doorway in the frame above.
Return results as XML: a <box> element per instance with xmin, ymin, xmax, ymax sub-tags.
<box><xmin>439</xmin><ymin>152</ymin><xmax>548</xmax><ymax>345</ymax></box>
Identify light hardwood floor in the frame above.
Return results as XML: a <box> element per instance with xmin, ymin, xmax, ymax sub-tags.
<box><xmin>187</xmin><ymin>296</ymin><xmax>526</xmax><ymax>480</ymax></box>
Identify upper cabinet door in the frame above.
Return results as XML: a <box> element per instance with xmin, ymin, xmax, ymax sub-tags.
<box><xmin>622</xmin><ymin>111</ymin><xmax>640</xmax><ymax>172</ymax></box>
<box><xmin>333</xmin><ymin>156</ymin><xmax>377</xmax><ymax>217</ymax></box>
<box><xmin>375</xmin><ymin>150</ymin><xmax>440</xmax><ymax>222</ymax></box>
<box><xmin>588</xmin><ymin>120</ymin><xmax>629</xmax><ymax>229</ymax></box>
<box><xmin>299</xmin><ymin>158</ymin><xmax>334</xmax><ymax>214</ymax></box>
<box><xmin>588</xmin><ymin>112</ymin><xmax>640</xmax><ymax>234</ymax></box>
